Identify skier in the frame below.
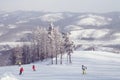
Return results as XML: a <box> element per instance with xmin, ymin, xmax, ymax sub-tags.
<box><xmin>82</xmin><ymin>65</ymin><xmax>87</xmax><ymax>74</ymax></box>
<box><xmin>18</xmin><ymin>61</ymin><xmax>21</xmax><ymax>66</ymax></box>
<box><xmin>19</xmin><ymin>67</ymin><xmax>24</xmax><ymax>75</ymax></box>
<box><xmin>32</xmin><ymin>65</ymin><xmax>36</xmax><ymax>71</ymax></box>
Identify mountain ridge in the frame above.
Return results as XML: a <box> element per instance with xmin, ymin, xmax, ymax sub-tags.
<box><xmin>0</xmin><ymin>11</ymin><xmax>120</xmax><ymax>51</ymax></box>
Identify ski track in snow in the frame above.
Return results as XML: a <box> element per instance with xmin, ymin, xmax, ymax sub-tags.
<box><xmin>0</xmin><ymin>51</ymin><xmax>120</xmax><ymax>80</ymax></box>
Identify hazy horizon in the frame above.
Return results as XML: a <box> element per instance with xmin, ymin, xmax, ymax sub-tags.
<box><xmin>0</xmin><ymin>0</ymin><xmax>120</xmax><ymax>13</ymax></box>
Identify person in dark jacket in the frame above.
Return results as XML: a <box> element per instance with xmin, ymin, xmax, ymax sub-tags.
<box><xmin>19</xmin><ymin>67</ymin><xmax>24</xmax><ymax>75</ymax></box>
<box><xmin>82</xmin><ymin>65</ymin><xmax>87</xmax><ymax>74</ymax></box>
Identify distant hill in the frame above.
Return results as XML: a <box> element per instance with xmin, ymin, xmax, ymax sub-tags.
<box><xmin>0</xmin><ymin>11</ymin><xmax>120</xmax><ymax>52</ymax></box>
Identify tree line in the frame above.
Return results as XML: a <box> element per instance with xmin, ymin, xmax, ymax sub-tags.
<box><xmin>11</xmin><ymin>23</ymin><xmax>74</xmax><ymax>65</ymax></box>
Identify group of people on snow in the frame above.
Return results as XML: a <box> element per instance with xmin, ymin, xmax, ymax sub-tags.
<box><xmin>19</xmin><ymin>64</ymin><xmax>36</xmax><ymax>75</ymax></box>
<box><xmin>19</xmin><ymin>64</ymin><xmax>87</xmax><ymax>75</ymax></box>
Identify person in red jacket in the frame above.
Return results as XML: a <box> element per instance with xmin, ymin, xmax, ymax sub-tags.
<box><xmin>32</xmin><ymin>65</ymin><xmax>36</xmax><ymax>71</ymax></box>
<box><xmin>19</xmin><ymin>67</ymin><xmax>24</xmax><ymax>75</ymax></box>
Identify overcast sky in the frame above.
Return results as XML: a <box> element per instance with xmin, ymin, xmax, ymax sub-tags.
<box><xmin>0</xmin><ymin>0</ymin><xmax>120</xmax><ymax>13</ymax></box>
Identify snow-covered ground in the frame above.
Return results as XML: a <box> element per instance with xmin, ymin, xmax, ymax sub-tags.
<box><xmin>0</xmin><ymin>51</ymin><xmax>120</xmax><ymax>80</ymax></box>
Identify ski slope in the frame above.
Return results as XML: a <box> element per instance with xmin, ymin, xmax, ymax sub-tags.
<box><xmin>0</xmin><ymin>51</ymin><xmax>120</xmax><ymax>80</ymax></box>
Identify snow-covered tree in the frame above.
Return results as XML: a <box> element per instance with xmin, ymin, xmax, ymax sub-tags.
<box><xmin>64</xmin><ymin>33</ymin><xmax>74</xmax><ymax>63</ymax></box>
<box><xmin>11</xmin><ymin>45</ymin><xmax>23</xmax><ymax>65</ymax></box>
<box><xmin>22</xmin><ymin>45</ymin><xmax>31</xmax><ymax>64</ymax></box>
<box><xmin>53</xmin><ymin>27</ymin><xmax>64</xmax><ymax>64</ymax></box>
<box><xmin>31</xmin><ymin>23</ymin><xmax>66</xmax><ymax>64</ymax></box>
<box><xmin>11</xmin><ymin>23</ymin><xmax>74</xmax><ymax>65</ymax></box>
<box><xmin>32</xmin><ymin>27</ymin><xmax>48</xmax><ymax>61</ymax></box>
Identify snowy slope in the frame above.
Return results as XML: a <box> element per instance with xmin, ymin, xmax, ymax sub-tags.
<box><xmin>76</xmin><ymin>14</ymin><xmax>112</xmax><ymax>26</ymax></box>
<box><xmin>40</xmin><ymin>13</ymin><xmax>64</xmax><ymax>22</ymax></box>
<box><xmin>70</xmin><ymin>29</ymin><xmax>109</xmax><ymax>40</ymax></box>
<box><xmin>0</xmin><ymin>51</ymin><xmax>120</xmax><ymax>80</ymax></box>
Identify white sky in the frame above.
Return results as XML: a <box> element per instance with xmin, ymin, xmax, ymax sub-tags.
<box><xmin>0</xmin><ymin>0</ymin><xmax>120</xmax><ymax>12</ymax></box>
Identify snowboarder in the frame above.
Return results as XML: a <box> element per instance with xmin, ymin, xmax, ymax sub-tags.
<box><xmin>19</xmin><ymin>67</ymin><xmax>24</xmax><ymax>75</ymax></box>
<box><xmin>82</xmin><ymin>65</ymin><xmax>87</xmax><ymax>74</ymax></box>
<box><xmin>32</xmin><ymin>65</ymin><xmax>36</xmax><ymax>71</ymax></box>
